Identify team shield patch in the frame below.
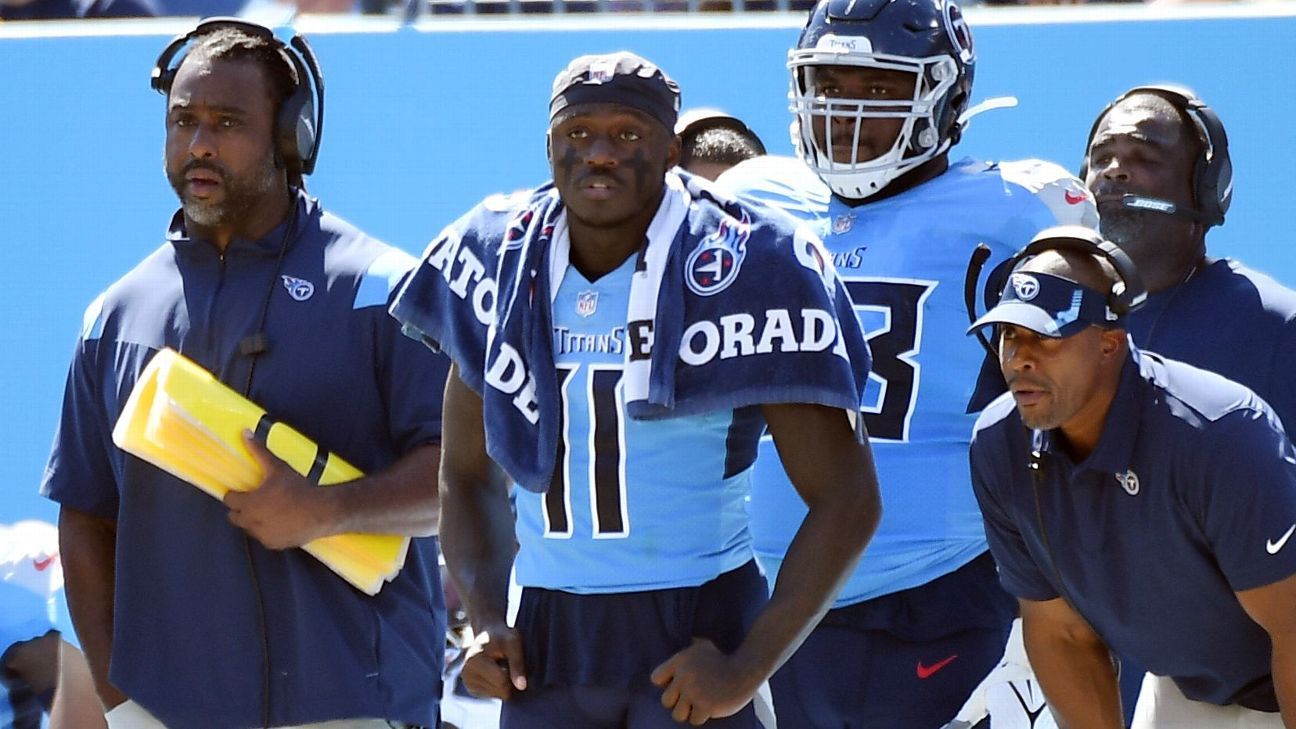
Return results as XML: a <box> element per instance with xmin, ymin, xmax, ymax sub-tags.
<box><xmin>280</xmin><ymin>275</ymin><xmax>315</xmax><ymax>302</ymax></box>
<box><xmin>686</xmin><ymin>211</ymin><xmax>751</xmax><ymax>297</ymax></box>
<box><xmin>576</xmin><ymin>290</ymin><xmax>598</xmax><ymax>318</ymax></box>
<box><xmin>1011</xmin><ymin>273</ymin><xmax>1040</xmax><ymax>301</ymax></box>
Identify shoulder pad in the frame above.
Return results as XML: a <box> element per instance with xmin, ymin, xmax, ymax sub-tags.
<box><xmin>998</xmin><ymin>159</ymin><xmax>1098</xmax><ymax>229</ymax></box>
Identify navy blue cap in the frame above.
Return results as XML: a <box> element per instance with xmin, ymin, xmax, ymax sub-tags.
<box><xmin>549</xmin><ymin>52</ymin><xmax>681</xmax><ymax>132</ymax></box>
<box><xmin>968</xmin><ymin>271</ymin><xmax>1122</xmax><ymax>338</ymax></box>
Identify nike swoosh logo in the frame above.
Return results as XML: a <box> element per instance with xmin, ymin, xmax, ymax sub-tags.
<box><xmin>1266</xmin><ymin>523</ymin><xmax>1296</xmax><ymax>554</ymax></box>
<box><xmin>916</xmin><ymin>654</ymin><xmax>958</xmax><ymax>679</ymax></box>
<box><xmin>32</xmin><ymin>555</ymin><xmax>56</xmax><ymax>571</ymax></box>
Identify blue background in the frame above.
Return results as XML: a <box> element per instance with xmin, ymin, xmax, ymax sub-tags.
<box><xmin>2</xmin><ymin>7</ymin><xmax>1293</xmax><ymax>523</ymax></box>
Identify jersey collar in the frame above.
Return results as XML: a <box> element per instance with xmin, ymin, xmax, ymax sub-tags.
<box><xmin>166</xmin><ymin>188</ymin><xmax>314</xmax><ymax>257</ymax></box>
<box><xmin>1033</xmin><ymin>343</ymin><xmax>1145</xmax><ymax>479</ymax></box>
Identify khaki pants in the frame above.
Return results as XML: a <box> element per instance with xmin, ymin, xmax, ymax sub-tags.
<box><xmin>105</xmin><ymin>699</ymin><xmax>416</xmax><ymax>729</ymax></box>
<box><xmin>1131</xmin><ymin>674</ymin><xmax>1283</xmax><ymax>729</ymax></box>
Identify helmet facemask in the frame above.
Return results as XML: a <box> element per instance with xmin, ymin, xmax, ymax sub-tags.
<box><xmin>789</xmin><ymin>45</ymin><xmax>960</xmax><ymax>200</ymax></box>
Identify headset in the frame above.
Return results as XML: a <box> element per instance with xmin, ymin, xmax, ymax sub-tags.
<box><xmin>963</xmin><ymin>225</ymin><xmax>1148</xmax><ymax>360</ymax></box>
<box><xmin>151</xmin><ymin>18</ymin><xmax>325</xmax><ymax>177</ymax></box>
<box><xmin>1080</xmin><ymin>84</ymin><xmax>1231</xmax><ymax>228</ymax></box>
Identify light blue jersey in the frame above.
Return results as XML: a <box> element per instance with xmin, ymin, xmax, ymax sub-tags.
<box><xmin>1</xmin><ymin>521</ymin><xmax>64</xmax><ymax>729</ymax></box>
<box><xmin>719</xmin><ymin>155</ymin><xmax>1097</xmax><ymax>606</ymax></box>
<box><xmin>513</xmin><ymin>256</ymin><xmax>762</xmax><ymax>594</ymax></box>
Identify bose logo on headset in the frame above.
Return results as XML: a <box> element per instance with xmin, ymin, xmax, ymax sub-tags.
<box><xmin>151</xmin><ymin>18</ymin><xmax>326</xmax><ymax>177</ymax></box>
<box><xmin>1080</xmin><ymin>84</ymin><xmax>1232</xmax><ymax>229</ymax></box>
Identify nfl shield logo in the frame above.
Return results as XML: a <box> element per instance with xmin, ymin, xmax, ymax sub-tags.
<box><xmin>588</xmin><ymin>60</ymin><xmax>617</xmax><ymax>84</ymax></box>
<box><xmin>576</xmin><ymin>290</ymin><xmax>598</xmax><ymax>318</ymax></box>
<box><xmin>832</xmin><ymin>213</ymin><xmax>855</xmax><ymax>234</ymax></box>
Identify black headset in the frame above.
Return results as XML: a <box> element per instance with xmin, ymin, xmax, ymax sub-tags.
<box><xmin>964</xmin><ymin>226</ymin><xmax>1148</xmax><ymax>360</ymax></box>
<box><xmin>151</xmin><ymin>18</ymin><xmax>325</xmax><ymax>177</ymax></box>
<box><xmin>1080</xmin><ymin>84</ymin><xmax>1231</xmax><ymax>228</ymax></box>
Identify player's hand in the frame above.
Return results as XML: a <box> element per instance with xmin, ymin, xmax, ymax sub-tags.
<box><xmin>650</xmin><ymin>638</ymin><xmax>762</xmax><ymax>725</ymax></box>
<box><xmin>224</xmin><ymin>431</ymin><xmax>334</xmax><ymax>550</ymax></box>
<box><xmin>460</xmin><ymin>624</ymin><xmax>528</xmax><ymax>700</ymax></box>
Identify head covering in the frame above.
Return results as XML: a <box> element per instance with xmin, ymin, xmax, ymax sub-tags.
<box><xmin>967</xmin><ymin>270</ymin><xmax>1122</xmax><ymax>339</ymax></box>
<box><xmin>549</xmin><ymin>51</ymin><xmax>681</xmax><ymax>132</ymax></box>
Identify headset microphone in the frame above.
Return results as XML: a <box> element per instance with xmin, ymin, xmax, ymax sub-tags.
<box><xmin>1114</xmin><ymin>194</ymin><xmax>1208</xmax><ymax>223</ymax></box>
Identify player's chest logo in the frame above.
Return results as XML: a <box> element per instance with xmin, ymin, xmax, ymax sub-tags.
<box><xmin>1115</xmin><ymin>469</ymin><xmax>1140</xmax><ymax>496</ymax></box>
<box><xmin>832</xmin><ymin>212</ymin><xmax>856</xmax><ymax>234</ymax></box>
<box><xmin>576</xmin><ymin>290</ymin><xmax>598</xmax><ymax>318</ymax></box>
<box><xmin>280</xmin><ymin>275</ymin><xmax>315</xmax><ymax>302</ymax></box>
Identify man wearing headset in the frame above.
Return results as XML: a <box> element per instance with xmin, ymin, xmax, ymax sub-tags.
<box><xmin>1083</xmin><ymin>85</ymin><xmax>1296</xmax><ymax>432</ymax></box>
<box><xmin>967</xmin><ymin>227</ymin><xmax>1296</xmax><ymax>728</ymax></box>
<box><xmin>41</xmin><ymin>21</ymin><xmax>448</xmax><ymax>729</ymax></box>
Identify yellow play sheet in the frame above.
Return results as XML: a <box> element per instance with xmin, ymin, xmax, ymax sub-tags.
<box><xmin>112</xmin><ymin>348</ymin><xmax>409</xmax><ymax>595</ymax></box>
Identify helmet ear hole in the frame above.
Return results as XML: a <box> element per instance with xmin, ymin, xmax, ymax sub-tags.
<box><xmin>918</xmin><ymin>128</ymin><xmax>938</xmax><ymax>149</ymax></box>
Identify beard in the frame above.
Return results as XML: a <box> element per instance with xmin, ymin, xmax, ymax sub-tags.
<box><xmin>1095</xmin><ymin>205</ymin><xmax>1148</xmax><ymax>250</ymax></box>
<box><xmin>1096</xmin><ymin>202</ymin><xmax>1198</xmax><ymax>278</ymax></box>
<box><xmin>167</xmin><ymin>154</ymin><xmax>279</xmax><ymax>229</ymax></box>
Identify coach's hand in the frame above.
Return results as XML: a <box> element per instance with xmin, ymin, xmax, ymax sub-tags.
<box><xmin>224</xmin><ymin>431</ymin><xmax>334</xmax><ymax>550</ymax></box>
<box><xmin>651</xmin><ymin>638</ymin><xmax>761</xmax><ymax>725</ymax></box>
<box><xmin>461</xmin><ymin>624</ymin><xmax>528</xmax><ymax>700</ymax></box>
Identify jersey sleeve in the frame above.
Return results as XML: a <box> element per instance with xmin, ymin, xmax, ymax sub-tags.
<box><xmin>361</xmin><ymin>248</ymin><xmax>453</xmax><ymax>454</ymax></box>
<box><xmin>0</xmin><ymin>522</ymin><xmax>61</xmax><ymax>656</ymax></box>
<box><xmin>970</xmin><ymin>422</ymin><xmax>1060</xmax><ymax>602</ymax></box>
<box><xmin>1263</xmin><ymin>317</ymin><xmax>1296</xmax><ymax>435</ymax></box>
<box><xmin>1188</xmin><ymin>407</ymin><xmax>1296</xmax><ymax>592</ymax></box>
<box><xmin>997</xmin><ymin>159</ymin><xmax>1099</xmax><ymax>229</ymax></box>
<box><xmin>39</xmin><ymin>295</ymin><xmax>121</xmax><ymax>520</ymax></box>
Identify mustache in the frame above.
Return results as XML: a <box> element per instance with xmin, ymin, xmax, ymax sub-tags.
<box><xmin>1007</xmin><ymin>374</ymin><xmax>1049</xmax><ymax>390</ymax></box>
<box><xmin>182</xmin><ymin>160</ymin><xmax>228</xmax><ymax>180</ymax></box>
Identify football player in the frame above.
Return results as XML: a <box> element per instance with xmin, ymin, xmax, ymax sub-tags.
<box><xmin>718</xmin><ymin>0</ymin><xmax>1096</xmax><ymax>725</ymax></box>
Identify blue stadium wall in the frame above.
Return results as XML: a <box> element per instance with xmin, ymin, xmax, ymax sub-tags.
<box><xmin>2</xmin><ymin>6</ymin><xmax>1293</xmax><ymax>523</ymax></box>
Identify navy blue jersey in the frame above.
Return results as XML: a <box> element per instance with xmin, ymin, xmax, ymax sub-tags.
<box><xmin>719</xmin><ymin>155</ymin><xmax>1097</xmax><ymax>605</ymax></box>
<box><xmin>971</xmin><ymin>349</ymin><xmax>1296</xmax><ymax>711</ymax></box>
<box><xmin>1127</xmin><ymin>257</ymin><xmax>1296</xmax><ymax>433</ymax></box>
<box><xmin>40</xmin><ymin>193</ymin><xmax>449</xmax><ymax>729</ymax></box>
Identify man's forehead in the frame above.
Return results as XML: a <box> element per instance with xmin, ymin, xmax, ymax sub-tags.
<box><xmin>1092</xmin><ymin>103</ymin><xmax>1185</xmax><ymax>147</ymax></box>
<box><xmin>169</xmin><ymin>58</ymin><xmax>267</xmax><ymax>108</ymax></box>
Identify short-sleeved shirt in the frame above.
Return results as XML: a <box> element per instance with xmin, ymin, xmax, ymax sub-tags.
<box><xmin>971</xmin><ymin>348</ymin><xmax>1296</xmax><ymax>710</ymax></box>
<box><xmin>1126</xmin><ymin>257</ymin><xmax>1296</xmax><ymax>433</ymax></box>
<box><xmin>40</xmin><ymin>192</ymin><xmax>450</xmax><ymax>729</ymax></box>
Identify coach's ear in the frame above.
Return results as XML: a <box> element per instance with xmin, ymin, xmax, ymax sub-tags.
<box><xmin>1099</xmin><ymin>328</ymin><xmax>1124</xmax><ymax>360</ymax></box>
